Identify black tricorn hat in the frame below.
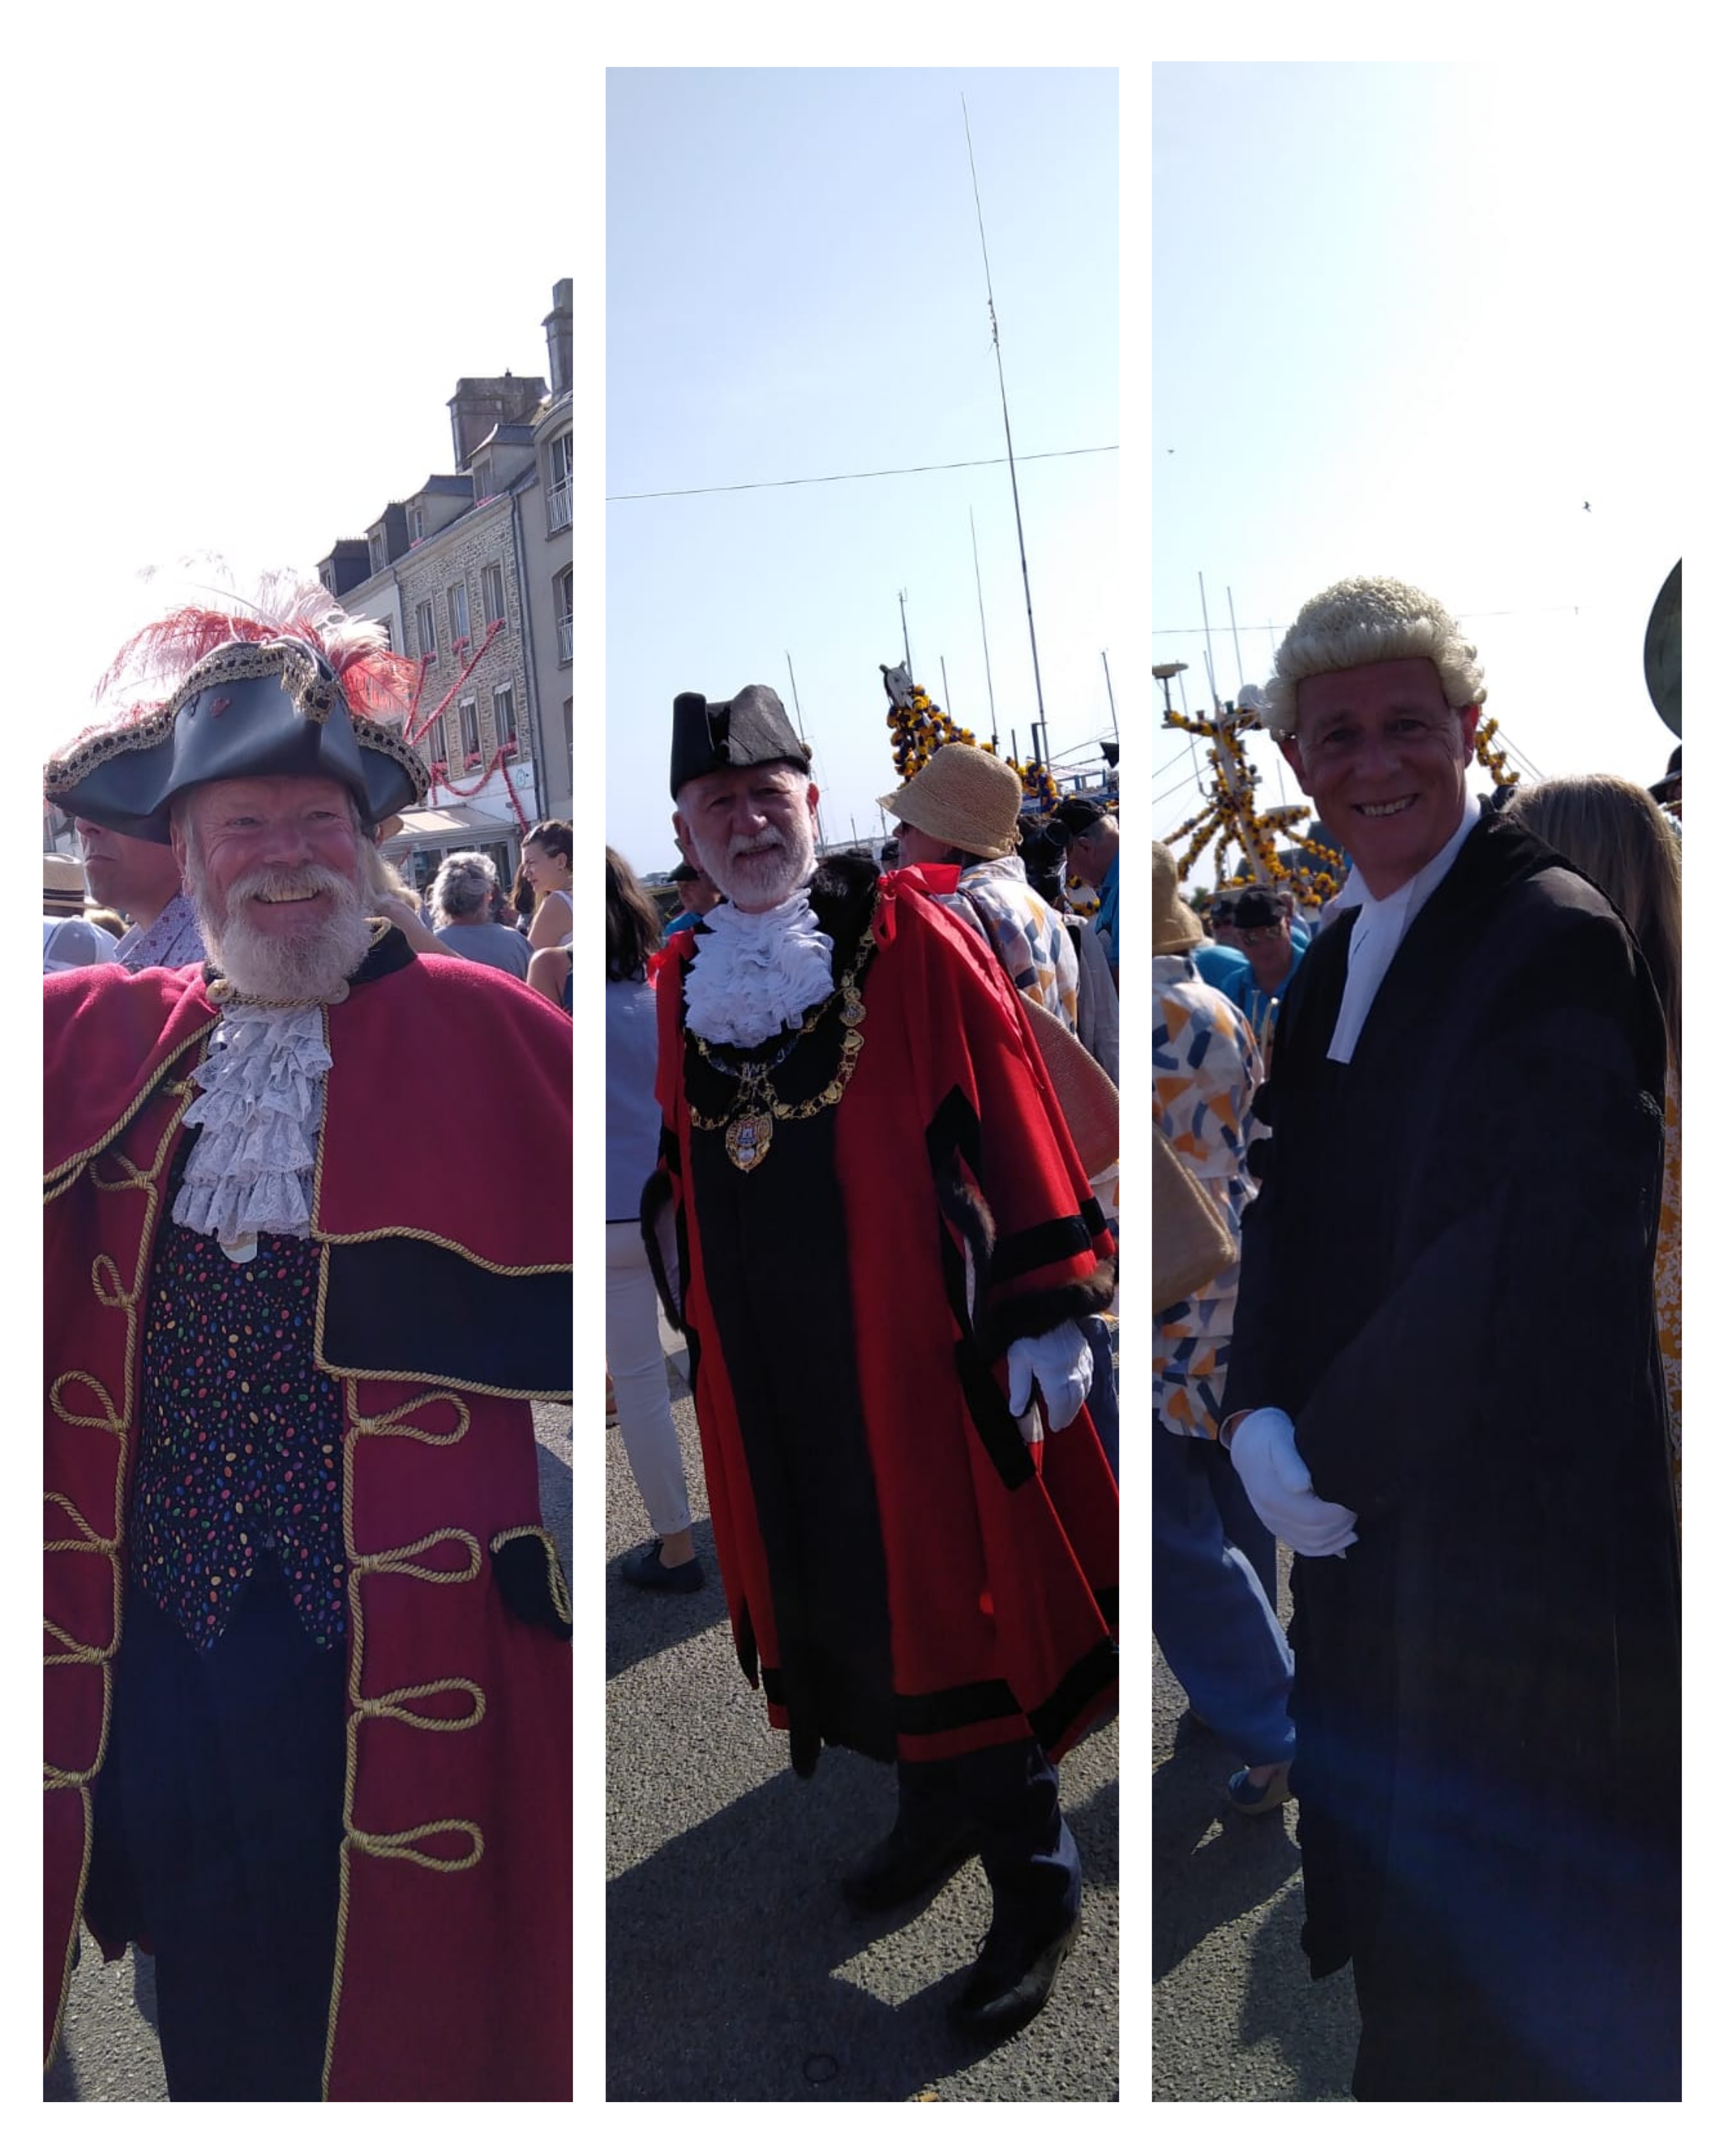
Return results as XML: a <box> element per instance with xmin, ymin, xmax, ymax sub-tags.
<box><xmin>670</xmin><ymin>685</ymin><xmax>810</xmax><ymax>799</ymax></box>
<box><xmin>43</xmin><ymin>636</ymin><xmax>429</xmax><ymax>843</ymax></box>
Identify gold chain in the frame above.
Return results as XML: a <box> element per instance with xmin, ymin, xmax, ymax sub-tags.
<box><xmin>687</xmin><ymin>929</ymin><xmax>873</xmax><ymax>1171</ymax></box>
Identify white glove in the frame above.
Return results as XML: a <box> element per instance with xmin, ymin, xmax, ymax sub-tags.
<box><xmin>1006</xmin><ymin>1321</ymin><xmax>1094</xmax><ymax>1434</ymax></box>
<box><xmin>1227</xmin><ymin>1407</ymin><xmax>1359</xmax><ymax>1557</ymax></box>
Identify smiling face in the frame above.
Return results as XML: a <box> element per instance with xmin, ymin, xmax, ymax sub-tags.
<box><xmin>673</xmin><ymin>761</ymin><xmax>820</xmax><ymax>913</ymax></box>
<box><xmin>1281</xmin><ymin>656</ymin><xmax>1479</xmax><ymax>899</ymax></box>
<box><xmin>174</xmin><ymin>774</ymin><xmax>371</xmax><ymax>999</ymax></box>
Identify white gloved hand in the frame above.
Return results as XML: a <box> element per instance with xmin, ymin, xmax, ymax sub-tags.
<box><xmin>1227</xmin><ymin>1407</ymin><xmax>1359</xmax><ymax>1557</ymax></box>
<box><xmin>1006</xmin><ymin>1320</ymin><xmax>1094</xmax><ymax>1434</ymax></box>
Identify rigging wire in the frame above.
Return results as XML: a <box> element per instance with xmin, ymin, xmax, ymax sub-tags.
<box><xmin>607</xmin><ymin>443</ymin><xmax>1116</xmax><ymax>503</ymax></box>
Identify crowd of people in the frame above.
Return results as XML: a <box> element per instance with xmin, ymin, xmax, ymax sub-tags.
<box><xmin>1152</xmin><ymin>574</ymin><xmax>1681</xmax><ymax>2102</ymax></box>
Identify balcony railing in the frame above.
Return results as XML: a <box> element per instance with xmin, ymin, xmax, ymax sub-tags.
<box><xmin>546</xmin><ymin>481</ymin><xmax>572</xmax><ymax>534</ymax></box>
<box><xmin>556</xmin><ymin>616</ymin><xmax>574</xmax><ymax>664</ymax></box>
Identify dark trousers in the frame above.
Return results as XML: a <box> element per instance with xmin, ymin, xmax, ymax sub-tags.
<box><xmin>86</xmin><ymin>1556</ymin><xmax>347</xmax><ymax>2101</ymax></box>
<box><xmin>895</xmin><ymin>1737</ymin><xmax>1080</xmax><ymax>1940</ymax></box>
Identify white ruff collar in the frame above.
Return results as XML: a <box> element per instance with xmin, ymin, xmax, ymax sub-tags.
<box><xmin>682</xmin><ymin>889</ymin><xmax>835</xmax><ymax>1048</ymax></box>
<box><xmin>171</xmin><ymin>1004</ymin><xmax>330</xmax><ymax>1261</ymax></box>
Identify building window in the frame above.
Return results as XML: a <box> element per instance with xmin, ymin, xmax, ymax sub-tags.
<box><xmin>460</xmin><ymin>700</ymin><xmax>481</xmax><ymax>768</ymax></box>
<box><xmin>376</xmin><ymin>618</ymin><xmax>393</xmax><ymax>651</ymax></box>
<box><xmin>481</xmin><ymin>561</ymin><xmax>506</xmax><ymax>632</ymax></box>
<box><xmin>368</xmin><ymin>529</ymin><xmax>388</xmax><ymax>576</ymax></box>
<box><xmin>408</xmin><ymin>503</ymin><xmax>425</xmax><ymax>544</ymax></box>
<box><xmin>430</xmin><ymin>715</ymin><xmax>449</xmax><ymax>772</ymax></box>
<box><xmin>472</xmin><ymin>458</ymin><xmax>494</xmax><ymax>500</ymax></box>
<box><xmin>555</xmin><ymin>568</ymin><xmax>574</xmax><ymax>664</ymax></box>
<box><xmin>546</xmin><ymin>433</ymin><xmax>572</xmax><ymax>533</ymax></box>
<box><xmin>448</xmin><ymin>581</ymin><xmax>471</xmax><ymax>652</ymax></box>
<box><xmin>494</xmin><ymin>683</ymin><xmax>517</xmax><ymax>756</ymax></box>
<box><xmin>415</xmin><ymin>600</ymin><xmax>437</xmax><ymax>663</ymax></box>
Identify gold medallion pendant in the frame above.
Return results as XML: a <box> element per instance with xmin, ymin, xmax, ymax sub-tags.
<box><xmin>726</xmin><ymin>1111</ymin><xmax>774</xmax><ymax>1171</ymax></box>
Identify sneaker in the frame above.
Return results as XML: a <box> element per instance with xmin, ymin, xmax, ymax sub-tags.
<box><xmin>619</xmin><ymin>1540</ymin><xmax>704</xmax><ymax>1593</ymax></box>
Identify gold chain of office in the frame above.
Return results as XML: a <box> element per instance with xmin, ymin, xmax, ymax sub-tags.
<box><xmin>687</xmin><ymin>929</ymin><xmax>873</xmax><ymax>1172</ymax></box>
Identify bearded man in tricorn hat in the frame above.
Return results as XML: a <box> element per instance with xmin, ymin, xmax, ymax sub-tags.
<box><xmin>643</xmin><ymin>686</ymin><xmax>1118</xmax><ymax>2038</ymax></box>
<box><xmin>1219</xmin><ymin>574</ymin><xmax>1680</xmax><ymax>2099</ymax></box>
<box><xmin>43</xmin><ymin>579</ymin><xmax>573</xmax><ymax>2101</ymax></box>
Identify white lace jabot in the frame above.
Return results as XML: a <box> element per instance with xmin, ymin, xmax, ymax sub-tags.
<box><xmin>171</xmin><ymin>1004</ymin><xmax>331</xmax><ymax>1261</ymax></box>
<box><xmin>681</xmin><ymin>889</ymin><xmax>835</xmax><ymax>1048</ymax></box>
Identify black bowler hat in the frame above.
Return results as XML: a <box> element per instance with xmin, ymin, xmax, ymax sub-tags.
<box><xmin>670</xmin><ymin>685</ymin><xmax>810</xmax><ymax>799</ymax></box>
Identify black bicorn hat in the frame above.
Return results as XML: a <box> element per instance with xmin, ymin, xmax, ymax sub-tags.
<box><xmin>43</xmin><ymin>636</ymin><xmax>429</xmax><ymax>843</ymax></box>
<box><xmin>670</xmin><ymin>685</ymin><xmax>811</xmax><ymax>799</ymax></box>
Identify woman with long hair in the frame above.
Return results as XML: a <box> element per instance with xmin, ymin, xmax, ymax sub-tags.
<box><xmin>605</xmin><ymin>846</ymin><xmax>702</xmax><ymax>1589</ymax></box>
<box><xmin>522</xmin><ymin>820</ymin><xmax>573</xmax><ymax>954</ymax></box>
<box><xmin>1508</xmin><ymin>773</ymin><xmax>1682</xmax><ymax>1531</ymax></box>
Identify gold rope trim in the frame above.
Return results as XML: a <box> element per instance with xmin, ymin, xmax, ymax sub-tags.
<box><xmin>322</xmin><ymin>1381</ymin><xmax>488</xmax><ymax>2098</ymax></box>
<box><xmin>45</xmin><ymin>1039</ymin><xmax>216</xmax><ymax>1200</ymax></box>
<box><xmin>44</xmin><ymin>1063</ymin><xmax>199</xmax><ymax>2061</ymax></box>
<box><xmin>489</xmin><ymin>1526</ymin><xmax>572</xmax><ymax>1629</ymax></box>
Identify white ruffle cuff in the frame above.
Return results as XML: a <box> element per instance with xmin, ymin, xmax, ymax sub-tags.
<box><xmin>171</xmin><ymin>1004</ymin><xmax>330</xmax><ymax>1257</ymax></box>
<box><xmin>682</xmin><ymin>890</ymin><xmax>835</xmax><ymax>1047</ymax></box>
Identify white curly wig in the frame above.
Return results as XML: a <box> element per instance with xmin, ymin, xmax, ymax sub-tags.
<box><xmin>1260</xmin><ymin>576</ymin><xmax>1487</xmax><ymax>739</ymax></box>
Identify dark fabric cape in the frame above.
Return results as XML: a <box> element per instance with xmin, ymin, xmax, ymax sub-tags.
<box><xmin>44</xmin><ymin>936</ymin><xmax>574</xmax><ymax>2100</ymax></box>
<box><xmin>1223</xmin><ymin>808</ymin><xmax>1681</xmax><ymax>2100</ymax></box>
<box><xmin>648</xmin><ymin>858</ymin><xmax>1119</xmax><ymax>1778</ymax></box>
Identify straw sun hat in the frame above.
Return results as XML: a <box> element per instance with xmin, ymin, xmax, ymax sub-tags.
<box><xmin>877</xmin><ymin>743</ymin><xmax>1024</xmax><ymax>862</ymax></box>
<box><xmin>1152</xmin><ymin>840</ymin><xmax>1204</xmax><ymax>955</ymax></box>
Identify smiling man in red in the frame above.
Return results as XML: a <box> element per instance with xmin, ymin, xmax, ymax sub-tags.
<box><xmin>42</xmin><ymin>583</ymin><xmax>572</xmax><ymax>2101</ymax></box>
<box><xmin>1218</xmin><ymin>576</ymin><xmax>1680</xmax><ymax>2100</ymax></box>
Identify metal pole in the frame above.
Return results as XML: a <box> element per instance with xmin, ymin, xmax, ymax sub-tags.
<box><xmin>970</xmin><ymin>507</ymin><xmax>1000</xmax><ymax>750</ymax></box>
<box><xmin>899</xmin><ymin>591</ymin><xmax>912</xmax><ymax>678</ymax></box>
<box><xmin>1101</xmin><ymin>648</ymin><xmax>1118</xmax><ymax>731</ymax></box>
<box><xmin>941</xmin><ymin>656</ymin><xmax>952</xmax><ymax>718</ymax></box>
<box><xmin>784</xmin><ymin>651</ymin><xmax>806</xmax><ymax>732</ymax></box>
<box><xmin>1227</xmin><ymin>588</ymin><xmax>1245</xmax><ymax>695</ymax></box>
<box><xmin>964</xmin><ymin>97</ymin><xmax>1048</xmax><ymax>750</ymax></box>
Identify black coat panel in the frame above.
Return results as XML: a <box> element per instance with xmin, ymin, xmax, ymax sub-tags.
<box><xmin>1223</xmin><ymin>808</ymin><xmax>1680</xmax><ymax>2100</ymax></box>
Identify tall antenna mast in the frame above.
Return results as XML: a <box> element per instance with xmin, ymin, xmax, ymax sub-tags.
<box><xmin>898</xmin><ymin>590</ymin><xmax>913</xmax><ymax>676</ymax></box>
<box><xmin>970</xmin><ymin>505</ymin><xmax>1000</xmax><ymax>750</ymax></box>
<box><xmin>963</xmin><ymin>95</ymin><xmax>1048</xmax><ymax>766</ymax></box>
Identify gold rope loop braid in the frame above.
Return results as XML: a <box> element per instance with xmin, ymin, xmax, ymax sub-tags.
<box><xmin>352</xmin><ymin>1679</ymin><xmax>486</xmax><ymax>1733</ymax></box>
<box><xmin>346</xmin><ymin>1820</ymin><xmax>485</xmax><ymax>1872</ymax></box>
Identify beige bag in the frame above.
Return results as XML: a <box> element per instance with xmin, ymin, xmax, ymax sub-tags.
<box><xmin>1153</xmin><ymin>1126</ymin><xmax>1237</xmax><ymax>1311</ymax></box>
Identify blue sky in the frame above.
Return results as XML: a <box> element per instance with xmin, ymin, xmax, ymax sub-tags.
<box><xmin>1152</xmin><ymin>62</ymin><xmax>1689</xmax><ymax>864</ymax></box>
<box><xmin>606</xmin><ymin>67</ymin><xmax>1119</xmax><ymax>875</ymax></box>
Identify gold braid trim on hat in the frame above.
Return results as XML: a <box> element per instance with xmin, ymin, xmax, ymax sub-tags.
<box><xmin>43</xmin><ymin>704</ymin><xmax>176</xmax><ymax>798</ymax></box>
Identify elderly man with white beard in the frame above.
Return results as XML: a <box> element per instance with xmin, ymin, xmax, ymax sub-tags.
<box><xmin>642</xmin><ymin>685</ymin><xmax>1119</xmax><ymax>2039</ymax></box>
<box><xmin>42</xmin><ymin>584</ymin><xmax>574</xmax><ymax>2103</ymax></box>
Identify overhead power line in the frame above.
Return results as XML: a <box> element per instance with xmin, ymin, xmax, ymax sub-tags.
<box><xmin>607</xmin><ymin>443</ymin><xmax>1117</xmax><ymax>503</ymax></box>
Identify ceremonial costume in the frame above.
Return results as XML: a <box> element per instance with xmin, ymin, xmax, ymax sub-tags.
<box><xmin>649</xmin><ymin>853</ymin><xmax>1118</xmax><ymax>1774</ymax></box>
<box><xmin>43</xmin><ymin>581</ymin><xmax>573</xmax><ymax>2101</ymax></box>
<box><xmin>1224</xmin><ymin>809</ymin><xmax>1680</xmax><ymax>2098</ymax></box>
<box><xmin>45</xmin><ymin>937</ymin><xmax>573</xmax><ymax>2098</ymax></box>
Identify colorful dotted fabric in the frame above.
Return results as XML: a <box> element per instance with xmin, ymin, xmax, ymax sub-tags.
<box><xmin>131</xmin><ymin>1222</ymin><xmax>347</xmax><ymax>1653</ymax></box>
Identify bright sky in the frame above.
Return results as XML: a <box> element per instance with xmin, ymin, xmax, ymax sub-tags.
<box><xmin>1152</xmin><ymin>61</ymin><xmax>1689</xmax><ymax>870</ymax></box>
<box><xmin>606</xmin><ymin>66</ymin><xmax>1119</xmax><ymax>877</ymax></box>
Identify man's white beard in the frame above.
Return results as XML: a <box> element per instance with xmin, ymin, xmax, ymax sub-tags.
<box><xmin>191</xmin><ymin>859</ymin><xmax>372</xmax><ymax>1002</ymax></box>
<box><xmin>708</xmin><ymin>819</ymin><xmax>817</xmax><ymax>911</ymax></box>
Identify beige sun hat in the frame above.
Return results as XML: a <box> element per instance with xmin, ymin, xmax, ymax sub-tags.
<box><xmin>1152</xmin><ymin>841</ymin><xmax>1203</xmax><ymax>955</ymax></box>
<box><xmin>877</xmin><ymin>742</ymin><xmax>1025</xmax><ymax>861</ymax></box>
<box><xmin>44</xmin><ymin>855</ymin><xmax>89</xmax><ymax>918</ymax></box>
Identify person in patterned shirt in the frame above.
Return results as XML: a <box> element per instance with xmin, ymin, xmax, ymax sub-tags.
<box><xmin>1151</xmin><ymin>841</ymin><xmax>1295</xmax><ymax>1812</ymax></box>
<box><xmin>73</xmin><ymin>815</ymin><xmax>208</xmax><ymax>973</ymax></box>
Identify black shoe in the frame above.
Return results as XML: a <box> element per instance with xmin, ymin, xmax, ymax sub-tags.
<box><xmin>619</xmin><ymin>1540</ymin><xmax>704</xmax><ymax>1593</ymax></box>
<box><xmin>840</xmin><ymin>1823</ymin><xmax>980</xmax><ymax>1914</ymax></box>
<box><xmin>950</xmin><ymin>1911</ymin><xmax>1080</xmax><ymax>2037</ymax></box>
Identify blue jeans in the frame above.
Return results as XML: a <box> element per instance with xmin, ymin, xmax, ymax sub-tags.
<box><xmin>1151</xmin><ymin>1418</ymin><xmax>1294</xmax><ymax>1766</ymax></box>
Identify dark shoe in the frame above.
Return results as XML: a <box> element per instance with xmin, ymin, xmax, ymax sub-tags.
<box><xmin>619</xmin><ymin>1540</ymin><xmax>704</xmax><ymax>1593</ymax></box>
<box><xmin>841</xmin><ymin>1823</ymin><xmax>980</xmax><ymax>1914</ymax></box>
<box><xmin>1226</xmin><ymin>1762</ymin><xmax>1292</xmax><ymax>1814</ymax></box>
<box><xmin>951</xmin><ymin>1911</ymin><xmax>1080</xmax><ymax>2037</ymax></box>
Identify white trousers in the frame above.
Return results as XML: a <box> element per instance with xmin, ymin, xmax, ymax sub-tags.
<box><xmin>605</xmin><ymin>1219</ymin><xmax>692</xmax><ymax>1538</ymax></box>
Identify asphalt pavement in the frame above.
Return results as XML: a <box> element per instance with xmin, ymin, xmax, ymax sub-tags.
<box><xmin>1151</xmin><ymin>1545</ymin><xmax>1359</xmax><ymax>2100</ymax></box>
<box><xmin>43</xmin><ymin>1403</ymin><xmax>574</xmax><ymax>2104</ymax></box>
<box><xmin>606</xmin><ymin>1327</ymin><xmax>1120</xmax><ymax>2103</ymax></box>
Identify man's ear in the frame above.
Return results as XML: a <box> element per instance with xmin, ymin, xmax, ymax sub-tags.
<box><xmin>671</xmin><ymin>810</ymin><xmax>700</xmax><ymax>873</ymax></box>
<box><xmin>1278</xmin><ymin>735</ymin><xmax>1309</xmax><ymax>791</ymax></box>
<box><xmin>170</xmin><ymin>819</ymin><xmax>190</xmax><ymax>878</ymax></box>
<box><xmin>1454</xmin><ymin>704</ymin><xmax>1482</xmax><ymax>764</ymax></box>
